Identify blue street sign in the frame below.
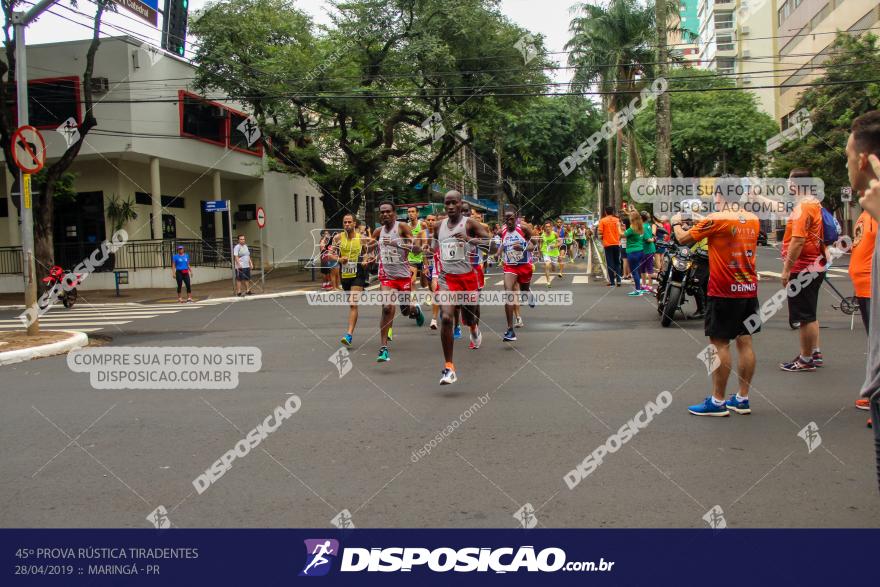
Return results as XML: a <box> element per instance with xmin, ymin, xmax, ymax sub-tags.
<box><xmin>203</xmin><ymin>200</ymin><xmax>229</xmax><ymax>213</ymax></box>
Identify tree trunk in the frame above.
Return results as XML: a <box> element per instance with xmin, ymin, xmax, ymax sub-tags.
<box><xmin>655</xmin><ymin>0</ymin><xmax>672</xmax><ymax>178</ymax></box>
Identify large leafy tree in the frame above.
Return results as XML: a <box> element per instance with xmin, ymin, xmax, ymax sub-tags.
<box><xmin>634</xmin><ymin>69</ymin><xmax>778</xmax><ymax>178</ymax></box>
<box><xmin>476</xmin><ymin>96</ymin><xmax>602</xmax><ymax>222</ymax></box>
<box><xmin>566</xmin><ymin>0</ymin><xmax>676</xmax><ymax>208</ymax></box>
<box><xmin>769</xmin><ymin>32</ymin><xmax>880</xmax><ymax>215</ymax></box>
<box><xmin>1</xmin><ymin>0</ymin><xmax>112</xmax><ymax>275</ymax></box>
<box><xmin>191</xmin><ymin>0</ymin><xmax>548</xmax><ymax>227</ymax></box>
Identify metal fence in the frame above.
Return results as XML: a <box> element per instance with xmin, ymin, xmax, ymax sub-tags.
<box><xmin>0</xmin><ymin>246</ymin><xmax>23</xmax><ymax>274</ymax></box>
<box><xmin>1</xmin><ymin>239</ymin><xmax>262</xmax><ymax>274</ymax></box>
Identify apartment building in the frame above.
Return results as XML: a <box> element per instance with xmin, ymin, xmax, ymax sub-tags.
<box><xmin>697</xmin><ymin>0</ymin><xmax>777</xmax><ymax>116</ymax></box>
<box><xmin>775</xmin><ymin>0</ymin><xmax>879</xmax><ymax>124</ymax></box>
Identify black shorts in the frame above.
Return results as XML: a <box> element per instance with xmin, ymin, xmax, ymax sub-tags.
<box><xmin>787</xmin><ymin>270</ymin><xmax>824</xmax><ymax>324</ymax></box>
<box><xmin>411</xmin><ymin>262</ymin><xmax>423</xmax><ymax>278</ymax></box>
<box><xmin>705</xmin><ymin>296</ymin><xmax>760</xmax><ymax>340</ymax></box>
<box><xmin>236</xmin><ymin>268</ymin><xmax>252</xmax><ymax>281</ymax></box>
<box><xmin>341</xmin><ymin>266</ymin><xmax>369</xmax><ymax>291</ymax></box>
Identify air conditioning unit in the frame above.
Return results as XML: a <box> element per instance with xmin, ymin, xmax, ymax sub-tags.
<box><xmin>742</xmin><ymin>76</ymin><xmax>752</xmax><ymax>85</ymax></box>
<box><xmin>742</xmin><ymin>49</ymin><xmax>751</xmax><ymax>58</ymax></box>
<box><xmin>741</xmin><ymin>26</ymin><xmax>750</xmax><ymax>35</ymax></box>
<box><xmin>90</xmin><ymin>77</ymin><xmax>110</xmax><ymax>93</ymax></box>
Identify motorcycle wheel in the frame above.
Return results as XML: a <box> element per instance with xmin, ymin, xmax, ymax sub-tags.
<box><xmin>661</xmin><ymin>285</ymin><xmax>682</xmax><ymax>327</ymax></box>
<box><xmin>63</xmin><ymin>289</ymin><xmax>77</xmax><ymax>309</ymax></box>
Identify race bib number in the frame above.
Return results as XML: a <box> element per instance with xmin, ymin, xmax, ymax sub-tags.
<box><xmin>503</xmin><ymin>246</ymin><xmax>523</xmax><ymax>264</ymax></box>
<box><xmin>440</xmin><ymin>241</ymin><xmax>466</xmax><ymax>262</ymax></box>
<box><xmin>341</xmin><ymin>262</ymin><xmax>357</xmax><ymax>278</ymax></box>
<box><xmin>380</xmin><ymin>246</ymin><xmax>401</xmax><ymax>265</ymax></box>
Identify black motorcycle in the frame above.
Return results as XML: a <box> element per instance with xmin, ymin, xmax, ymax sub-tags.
<box><xmin>656</xmin><ymin>242</ymin><xmax>709</xmax><ymax>327</ymax></box>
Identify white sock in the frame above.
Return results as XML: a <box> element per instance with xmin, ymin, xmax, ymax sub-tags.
<box><xmin>812</xmin><ymin>348</ymin><xmax>821</xmax><ymax>354</ymax></box>
<box><xmin>800</xmin><ymin>354</ymin><xmax>812</xmax><ymax>363</ymax></box>
<box><xmin>735</xmin><ymin>393</ymin><xmax>748</xmax><ymax>402</ymax></box>
<box><xmin>711</xmin><ymin>396</ymin><xmax>725</xmax><ymax>406</ymax></box>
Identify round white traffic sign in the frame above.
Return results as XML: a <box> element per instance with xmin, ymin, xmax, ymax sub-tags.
<box><xmin>256</xmin><ymin>206</ymin><xmax>266</xmax><ymax>228</ymax></box>
<box><xmin>11</xmin><ymin>125</ymin><xmax>46</xmax><ymax>174</ymax></box>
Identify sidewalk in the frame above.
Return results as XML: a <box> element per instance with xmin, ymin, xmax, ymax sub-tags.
<box><xmin>0</xmin><ymin>266</ymin><xmax>326</xmax><ymax>306</ymax></box>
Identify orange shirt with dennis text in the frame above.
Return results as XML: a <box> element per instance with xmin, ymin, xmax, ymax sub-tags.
<box><xmin>850</xmin><ymin>210</ymin><xmax>877</xmax><ymax>298</ymax></box>
<box><xmin>688</xmin><ymin>212</ymin><xmax>760</xmax><ymax>298</ymax></box>
<box><xmin>598</xmin><ymin>216</ymin><xmax>621</xmax><ymax>247</ymax></box>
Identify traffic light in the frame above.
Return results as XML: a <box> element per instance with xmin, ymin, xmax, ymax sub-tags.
<box><xmin>162</xmin><ymin>0</ymin><xmax>189</xmax><ymax>57</ymax></box>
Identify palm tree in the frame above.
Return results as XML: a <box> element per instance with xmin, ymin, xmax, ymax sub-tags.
<box><xmin>566</xmin><ymin>0</ymin><xmax>677</xmax><ymax>209</ymax></box>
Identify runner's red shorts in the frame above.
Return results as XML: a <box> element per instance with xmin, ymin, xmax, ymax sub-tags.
<box><xmin>474</xmin><ymin>264</ymin><xmax>485</xmax><ymax>289</ymax></box>
<box><xmin>380</xmin><ymin>277</ymin><xmax>412</xmax><ymax>291</ymax></box>
<box><xmin>503</xmin><ymin>263</ymin><xmax>533</xmax><ymax>285</ymax></box>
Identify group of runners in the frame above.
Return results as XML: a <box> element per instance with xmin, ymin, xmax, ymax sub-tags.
<box><xmin>323</xmin><ymin>190</ymin><xmax>581</xmax><ymax>385</ymax></box>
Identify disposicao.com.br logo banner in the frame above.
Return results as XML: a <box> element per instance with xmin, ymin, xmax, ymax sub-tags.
<box><xmin>298</xmin><ymin>539</ymin><xmax>613</xmax><ymax>576</ymax></box>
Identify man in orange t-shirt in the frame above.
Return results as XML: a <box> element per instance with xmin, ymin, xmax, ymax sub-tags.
<box><xmin>597</xmin><ymin>206</ymin><xmax>623</xmax><ymax>286</ymax></box>
<box><xmin>672</xmin><ymin>206</ymin><xmax>760</xmax><ymax>417</ymax></box>
<box><xmin>850</xmin><ymin>208</ymin><xmax>877</xmax><ymax>334</ymax></box>
<box><xmin>780</xmin><ymin>169</ymin><xmax>826</xmax><ymax>372</ymax></box>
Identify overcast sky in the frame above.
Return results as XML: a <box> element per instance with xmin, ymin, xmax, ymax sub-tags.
<box><xmin>26</xmin><ymin>0</ymin><xmax>577</xmax><ymax>80</ymax></box>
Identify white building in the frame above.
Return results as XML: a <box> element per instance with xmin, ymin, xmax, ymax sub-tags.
<box><xmin>697</xmin><ymin>0</ymin><xmax>777</xmax><ymax>116</ymax></box>
<box><xmin>0</xmin><ymin>36</ymin><xmax>325</xmax><ymax>292</ymax></box>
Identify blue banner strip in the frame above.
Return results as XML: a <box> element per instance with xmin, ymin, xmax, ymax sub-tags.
<box><xmin>2</xmin><ymin>529</ymin><xmax>876</xmax><ymax>585</ymax></box>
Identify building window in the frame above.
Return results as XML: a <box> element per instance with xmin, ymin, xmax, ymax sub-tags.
<box><xmin>135</xmin><ymin>192</ymin><xmax>185</xmax><ymax>209</ymax></box>
<box><xmin>228</xmin><ymin>110</ymin><xmax>262</xmax><ymax>155</ymax></box>
<box><xmin>311</xmin><ymin>197</ymin><xmax>317</xmax><ymax>223</ymax></box>
<box><xmin>717</xmin><ymin>57</ymin><xmax>735</xmax><ymax>75</ymax></box>
<box><xmin>305</xmin><ymin>195</ymin><xmax>310</xmax><ymax>223</ymax></box>
<box><xmin>0</xmin><ymin>196</ymin><xmax>7</xmax><ymax>218</ymax></box>
<box><xmin>778</xmin><ymin>1</ymin><xmax>789</xmax><ymax>25</ymax></box>
<box><xmin>8</xmin><ymin>77</ymin><xmax>82</xmax><ymax>129</ymax></box>
<box><xmin>180</xmin><ymin>93</ymin><xmax>226</xmax><ymax>145</ymax></box>
<box><xmin>293</xmin><ymin>193</ymin><xmax>299</xmax><ymax>222</ymax></box>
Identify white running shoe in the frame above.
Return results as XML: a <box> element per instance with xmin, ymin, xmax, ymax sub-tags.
<box><xmin>469</xmin><ymin>328</ymin><xmax>482</xmax><ymax>349</ymax></box>
<box><xmin>440</xmin><ymin>368</ymin><xmax>457</xmax><ymax>385</ymax></box>
<box><xmin>515</xmin><ymin>316</ymin><xmax>524</xmax><ymax>328</ymax></box>
<box><xmin>430</xmin><ymin>319</ymin><xmax>438</xmax><ymax>330</ymax></box>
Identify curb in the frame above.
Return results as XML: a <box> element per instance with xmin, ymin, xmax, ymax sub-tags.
<box><xmin>0</xmin><ymin>330</ymin><xmax>89</xmax><ymax>366</ymax></box>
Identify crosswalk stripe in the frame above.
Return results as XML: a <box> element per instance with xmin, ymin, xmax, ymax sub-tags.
<box><xmin>573</xmin><ymin>276</ymin><xmax>589</xmax><ymax>284</ymax></box>
<box><xmin>0</xmin><ymin>302</ymin><xmax>203</xmax><ymax>333</ymax></box>
<box><xmin>0</xmin><ymin>321</ymin><xmax>132</xmax><ymax>328</ymax></box>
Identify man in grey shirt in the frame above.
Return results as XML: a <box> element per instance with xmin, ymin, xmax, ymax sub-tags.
<box><xmin>847</xmin><ymin>110</ymin><xmax>880</xmax><ymax>492</ymax></box>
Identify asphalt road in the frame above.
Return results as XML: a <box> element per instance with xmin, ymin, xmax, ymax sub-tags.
<box><xmin>1</xmin><ymin>245</ymin><xmax>878</xmax><ymax>529</ymax></box>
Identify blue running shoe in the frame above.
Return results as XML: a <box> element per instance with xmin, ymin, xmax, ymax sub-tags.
<box><xmin>341</xmin><ymin>333</ymin><xmax>353</xmax><ymax>346</ymax></box>
<box><xmin>725</xmin><ymin>395</ymin><xmax>751</xmax><ymax>415</ymax></box>
<box><xmin>454</xmin><ymin>325</ymin><xmax>462</xmax><ymax>340</ymax></box>
<box><xmin>376</xmin><ymin>347</ymin><xmax>390</xmax><ymax>362</ymax></box>
<box><xmin>687</xmin><ymin>397</ymin><xmax>729</xmax><ymax>417</ymax></box>
<box><xmin>503</xmin><ymin>328</ymin><xmax>517</xmax><ymax>342</ymax></box>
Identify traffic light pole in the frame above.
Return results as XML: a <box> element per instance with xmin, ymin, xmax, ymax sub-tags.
<box><xmin>12</xmin><ymin>1</ymin><xmax>57</xmax><ymax>335</ymax></box>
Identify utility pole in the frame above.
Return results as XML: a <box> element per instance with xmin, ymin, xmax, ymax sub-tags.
<box><xmin>13</xmin><ymin>0</ymin><xmax>58</xmax><ymax>335</ymax></box>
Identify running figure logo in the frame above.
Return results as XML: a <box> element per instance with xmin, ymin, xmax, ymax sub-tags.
<box><xmin>299</xmin><ymin>539</ymin><xmax>340</xmax><ymax>577</ymax></box>
<box><xmin>697</xmin><ymin>344</ymin><xmax>721</xmax><ymax>375</ymax></box>
<box><xmin>513</xmin><ymin>503</ymin><xmax>538</xmax><ymax>529</ymax></box>
<box><xmin>329</xmin><ymin>347</ymin><xmax>353</xmax><ymax>378</ymax></box>
<box><xmin>797</xmin><ymin>422</ymin><xmax>822</xmax><ymax>453</ymax></box>
<box><xmin>702</xmin><ymin>505</ymin><xmax>727</xmax><ymax>530</ymax></box>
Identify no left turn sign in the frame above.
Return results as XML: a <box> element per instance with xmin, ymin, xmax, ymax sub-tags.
<box><xmin>11</xmin><ymin>125</ymin><xmax>46</xmax><ymax>174</ymax></box>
